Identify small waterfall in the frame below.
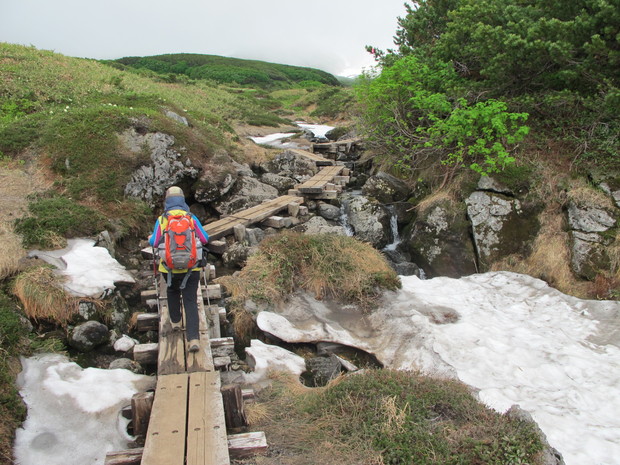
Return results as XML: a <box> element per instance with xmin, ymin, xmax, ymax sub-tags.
<box><xmin>383</xmin><ymin>206</ymin><xmax>401</xmax><ymax>251</ymax></box>
<box><xmin>340</xmin><ymin>202</ymin><xmax>355</xmax><ymax>237</ymax></box>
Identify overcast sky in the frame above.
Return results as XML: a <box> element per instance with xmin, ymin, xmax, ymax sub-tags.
<box><xmin>0</xmin><ymin>0</ymin><xmax>410</xmax><ymax>76</ymax></box>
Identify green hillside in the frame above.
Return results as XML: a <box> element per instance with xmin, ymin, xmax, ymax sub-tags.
<box><xmin>110</xmin><ymin>53</ymin><xmax>342</xmax><ymax>89</ymax></box>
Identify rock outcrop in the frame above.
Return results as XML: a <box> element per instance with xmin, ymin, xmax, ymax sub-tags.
<box><xmin>122</xmin><ymin>129</ymin><xmax>199</xmax><ymax>207</ymax></box>
<box><xmin>404</xmin><ymin>199</ymin><xmax>477</xmax><ymax>278</ymax></box>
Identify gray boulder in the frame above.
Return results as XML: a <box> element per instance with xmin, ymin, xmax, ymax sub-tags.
<box><xmin>305</xmin><ymin>355</ymin><xmax>343</xmax><ymax>386</ymax></box>
<box><xmin>297</xmin><ymin>216</ymin><xmax>347</xmax><ymax>236</ymax></box>
<box><xmin>566</xmin><ymin>197</ymin><xmax>617</xmax><ymax>280</ymax></box>
<box><xmin>362</xmin><ymin>171</ymin><xmax>410</xmax><ymax>203</ymax></box>
<box><xmin>260</xmin><ymin>150</ymin><xmax>318</xmax><ymax>179</ymax></box>
<box><xmin>466</xmin><ymin>191</ymin><xmax>541</xmax><ymax>270</ymax></box>
<box><xmin>342</xmin><ymin>195</ymin><xmax>390</xmax><ymax>249</ymax></box>
<box><xmin>108</xmin><ymin>358</ymin><xmax>143</xmax><ymax>374</ymax></box>
<box><xmin>122</xmin><ymin>129</ymin><xmax>199</xmax><ymax>207</ymax></box>
<box><xmin>317</xmin><ymin>202</ymin><xmax>341</xmax><ymax>221</ymax></box>
<box><xmin>404</xmin><ymin>199</ymin><xmax>476</xmax><ymax>278</ymax></box>
<box><xmin>213</xmin><ymin>176</ymin><xmax>278</xmax><ymax>215</ymax></box>
<box><xmin>164</xmin><ymin>110</ymin><xmax>189</xmax><ymax>126</ymax></box>
<box><xmin>260</xmin><ymin>173</ymin><xmax>296</xmax><ymax>192</ymax></box>
<box><xmin>567</xmin><ymin>201</ymin><xmax>615</xmax><ymax>233</ymax></box>
<box><xmin>69</xmin><ymin>321</ymin><xmax>109</xmax><ymax>352</ymax></box>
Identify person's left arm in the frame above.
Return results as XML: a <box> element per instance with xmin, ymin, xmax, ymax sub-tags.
<box><xmin>192</xmin><ymin>215</ymin><xmax>209</xmax><ymax>245</ymax></box>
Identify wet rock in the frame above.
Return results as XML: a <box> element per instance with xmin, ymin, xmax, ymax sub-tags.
<box><xmin>362</xmin><ymin>171</ymin><xmax>410</xmax><ymax>203</ymax></box>
<box><xmin>305</xmin><ymin>355</ymin><xmax>343</xmax><ymax>386</ymax></box>
<box><xmin>466</xmin><ymin>191</ymin><xmax>541</xmax><ymax>270</ymax></box>
<box><xmin>122</xmin><ymin>129</ymin><xmax>199</xmax><ymax>208</ymax></box>
<box><xmin>342</xmin><ymin>195</ymin><xmax>390</xmax><ymax>248</ymax></box>
<box><xmin>404</xmin><ymin>199</ymin><xmax>476</xmax><ymax>278</ymax></box>
<box><xmin>69</xmin><ymin>321</ymin><xmax>109</xmax><ymax>352</ymax></box>
<box><xmin>317</xmin><ymin>202</ymin><xmax>341</xmax><ymax>221</ymax></box>
<box><xmin>213</xmin><ymin>176</ymin><xmax>278</xmax><ymax>215</ymax></box>
<box><xmin>108</xmin><ymin>358</ymin><xmax>143</xmax><ymax>374</ymax></box>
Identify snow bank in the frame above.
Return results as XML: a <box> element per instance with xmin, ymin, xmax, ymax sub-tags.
<box><xmin>14</xmin><ymin>354</ymin><xmax>154</xmax><ymax>465</ymax></box>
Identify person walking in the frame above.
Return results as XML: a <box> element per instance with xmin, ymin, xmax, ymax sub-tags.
<box><xmin>148</xmin><ymin>186</ymin><xmax>209</xmax><ymax>352</ymax></box>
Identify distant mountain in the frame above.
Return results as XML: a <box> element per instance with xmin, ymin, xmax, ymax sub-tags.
<box><xmin>109</xmin><ymin>53</ymin><xmax>341</xmax><ymax>89</ymax></box>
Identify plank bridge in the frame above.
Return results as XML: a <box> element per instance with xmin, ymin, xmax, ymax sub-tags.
<box><xmin>105</xmin><ymin>149</ymin><xmax>352</xmax><ymax>465</ymax></box>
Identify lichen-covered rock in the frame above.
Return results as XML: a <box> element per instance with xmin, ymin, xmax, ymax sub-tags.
<box><xmin>69</xmin><ymin>321</ymin><xmax>109</xmax><ymax>352</ymax></box>
<box><xmin>570</xmin><ymin>231</ymin><xmax>612</xmax><ymax>280</ymax></box>
<box><xmin>567</xmin><ymin>201</ymin><xmax>615</xmax><ymax>233</ymax></box>
<box><xmin>296</xmin><ymin>216</ymin><xmax>347</xmax><ymax>236</ymax></box>
<box><xmin>317</xmin><ymin>202</ymin><xmax>341</xmax><ymax>221</ymax></box>
<box><xmin>260</xmin><ymin>173</ymin><xmax>296</xmax><ymax>192</ymax></box>
<box><xmin>213</xmin><ymin>176</ymin><xmax>278</xmax><ymax>215</ymax></box>
<box><xmin>466</xmin><ymin>191</ymin><xmax>541</xmax><ymax>269</ymax></box>
<box><xmin>260</xmin><ymin>150</ymin><xmax>318</xmax><ymax>179</ymax></box>
<box><xmin>362</xmin><ymin>171</ymin><xmax>410</xmax><ymax>203</ymax></box>
<box><xmin>404</xmin><ymin>200</ymin><xmax>476</xmax><ymax>278</ymax></box>
<box><xmin>566</xmin><ymin>194</ymin><xmax>617</xmax><ymax>279</ymax></box>
<box><xmin>122</xmin><ymin>129</ymin><xmax>199</xmax><ymax>207</ymax></box>
<box><xmin>342</xmin><ymin>195</ymin><xmax>390</xmax><ymax>248</ymax></box>
<box><xmin>222</xmin><ymin>242</ymin><xmax>256</xmax><ymax>269</ymax></box>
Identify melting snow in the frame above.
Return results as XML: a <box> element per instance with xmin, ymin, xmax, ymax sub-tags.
<box><xmin>257</xmin><ymin>271</ymin><xmax>620</xmax><ymax>465</ymax></box>
<box><xmin>14</xmin><ymin>354</ymin><xmax>154</xmax><ymax>465</ymax></box>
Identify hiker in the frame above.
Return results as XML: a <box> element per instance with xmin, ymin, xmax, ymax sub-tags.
<box><xmin>148</xmin><ymin>186</ymin><xmax>209</xmax><ymax>353</ymax></box>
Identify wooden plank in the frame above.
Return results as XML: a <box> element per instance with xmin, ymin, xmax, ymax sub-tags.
<box><xmin>227</xmin><ymin>432</ymin><xmax>268</xmax><ymax>459</ymax></box>
<box><xmin>287</xmin><ymin>148</ymin><xmax>333</xmax><ymax>164</ymax></box>
<box><xmin>105</xmin><ymin>448</ymin><xmax>143</xmax><ymax>465</ymax></box>
<box><xmin>186</xmin><ymin>285</ymin><xmax>215</xmax><ymax>373</ymax></box>
<box><xmin>141</xmin><ymin>374</ymin><xmax>188</xmax><ymax>465</ymax></box>
<box><xmin>132</xmin><ymin>391</ymin><xmax>154</xmax><ymax>436</ymax></box>
<box><xmin>186</xmin><ymin>371</ymin><xmax>230</xmax><ymax>465</ymax></box>
<box><xmin>157</xmin><ymin>298</ymin><xmax>186</xmax><ymax>375</ymax></box>
<box><xmin>221</xmin><ymin>385</ymin><xmax>248</xmax><ymax>429</ymax></box>
<box><xmin>205</xmin><ymin>196</ymin><xmax>303</xmax><ymax>240</ymax></box>
<box><xmin>133</xmin><ymin>343</ymin><xmax>158</xmax><ymax>365</ymax></box>
<box><xmin>137</xmin><ymin>313</ymin><xmax>159</xmax><ymax>332</ymax></box>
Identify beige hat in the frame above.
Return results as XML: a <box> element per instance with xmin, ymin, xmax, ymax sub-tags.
<box><xmin>165</xmin><ymin>186</ymin><xmax>184</xmax><ymax>198</ymax></box>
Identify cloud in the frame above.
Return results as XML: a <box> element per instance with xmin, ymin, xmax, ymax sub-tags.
<box><xmin>0</xmin><ymin>0</ymin><xmax>407</xmax><ymax>75</ymax></box>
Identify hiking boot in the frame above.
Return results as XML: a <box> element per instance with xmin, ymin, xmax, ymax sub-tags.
<box><xmin>171</xmin><ymin>320</ymin><xmax>183</xmax><ymax>331</ymax></box>
<box><xmin>188</xmin><ymin>339</ymin><xmax>200</xmax><ymax>353</ymax></box>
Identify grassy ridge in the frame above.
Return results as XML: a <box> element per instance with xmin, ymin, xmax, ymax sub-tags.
<box><xmin>111</xmin><ymin>53</ymin><xmax>341</xmax><ymax>88</ymax></box>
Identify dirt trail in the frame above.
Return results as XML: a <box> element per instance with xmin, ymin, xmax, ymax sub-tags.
<box><xmin>0</xmin><ymin>163</ymin><xmax>51</xmax><ymax>277</ymax></box>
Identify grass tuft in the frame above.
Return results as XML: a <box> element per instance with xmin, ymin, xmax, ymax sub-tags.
<box><xmin>12</xmin><ymin>266</ymin><xmax>77</xmax><ymax>326</ymax></box>
<box><xmin>244</xmin><ymin>369</ymin><xmax>544</xmax><ymax>465</ymax></box>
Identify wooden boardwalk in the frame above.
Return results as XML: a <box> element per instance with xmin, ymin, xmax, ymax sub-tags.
<box><xmin>286</xmin><ymin>148</ymin><xmax>334</xmax><ymax>166</ymax></box>
<box><xmin>204</xmin><ymin>195</ymin><xmax>303</xmax><ymax>240</ymax></box>
<box><xmin>107</xmin><ymin>155</ymin><xmax>355</xmax><ymax>464</ymax></box>
<box><xmin>139</xmin><ymin>274</ymin><xmax>229</xmax><ymax>465</ymax></box>
<box><xmin>296</xmin><ymin>165</ymin><xmax>345</xmax><ymax>194</ymax></box>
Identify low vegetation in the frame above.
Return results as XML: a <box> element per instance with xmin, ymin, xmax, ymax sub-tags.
<box><xmin>240</xmin><ymin>370</ymin><xmax>544</xmax><ymax>465</ymax></box>
<box><xmin>111</xmin><ymin>53</ymin><xmax>341</xmax><ymax>89</ymax></box>
<box><xmin>12</xmin><ymin>266</ymin><xmax>77</xmax><ymax>326</ymax></box>
<box><xmin>217</xmin><ymin>232</ymin><xmax>400</xmax><ymax>341</ymax></box>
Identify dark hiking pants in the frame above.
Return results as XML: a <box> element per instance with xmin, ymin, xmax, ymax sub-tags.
<box><xmin>164</xmin><ymin>270</ymin><xmax>200</xmax><ymax>341</ymax></box>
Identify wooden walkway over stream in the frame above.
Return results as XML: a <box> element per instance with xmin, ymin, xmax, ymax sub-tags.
<box><xmin>105</xmin><ymin>146</ymin><xmax>354</xmax><ymax>465</ymax></box>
